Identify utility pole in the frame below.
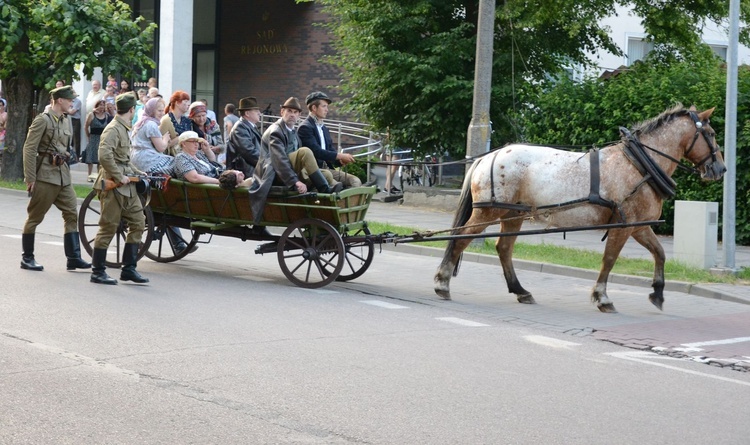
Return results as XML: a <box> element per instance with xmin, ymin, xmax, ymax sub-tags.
<box><xmin>466</xmin><ymin>0</ymin><xmax>496</xmax><ymax>169</ymax></box>
<box><xmin>722</xmin><ymin>0</ymin><xmax>739</xmax><ymax>270</ymax></box>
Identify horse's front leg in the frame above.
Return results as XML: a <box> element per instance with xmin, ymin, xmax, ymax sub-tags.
<box><xmin>592</xmin><ymin>229</ymin><xmax>632</xmax><ymax>313</ymax></box>
<box><xmin>631</xmin><ymin>227</ymin><xmax>666</xmax><ymax>310</ymax></box>
<box><xmin>496</xmin><ymin>218</ymin><xmax>535</xmax><ymax>304</ymax></box>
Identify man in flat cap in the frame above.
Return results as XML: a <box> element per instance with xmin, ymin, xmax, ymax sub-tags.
<box><xmin>225</xmin><ymin>96</ymin><xmax>263</xmax><ymax>178</ymax></box>
<box><xmin>90</xmin><ymin>93</ymin><xmax>149</xmax><ymax>285</ymax></box>
<box><xmin>20</xmin><ymin>85</ymin><xmax>91</xmax><ymax>272</ymax></box>
<box><xmin>298</xmin><ymin>91</ymin><xmax>362</xmax><ymax>189</ymax></box>
<box><xmin>249</xmin><ymin>97</ymin><xmax>343</xmax><ymax>225</ymax></box>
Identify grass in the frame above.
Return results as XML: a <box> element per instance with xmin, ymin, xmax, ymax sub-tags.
<box><xmin>0</xmin><ymin>179</ymin><xmax>94</xmax><ymax>199</ymax></box>
<box><xmin>366</xmin><ymin>221</ymin><xmax>750</xmax><ymax>285</ymax></box>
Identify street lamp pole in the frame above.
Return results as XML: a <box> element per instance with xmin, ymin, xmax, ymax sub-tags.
<box><xmin>722</xmin><ymin>0</ymin><xmax>739</xmax><ymax>270</ymax></box>
<box><xmin>466</xmin><ymin>0</ymin><xmax>496</xmax><ymax>169</ymax></box>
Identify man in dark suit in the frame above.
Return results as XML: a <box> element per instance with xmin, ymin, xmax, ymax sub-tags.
<box><xmin>297</xmin><ymin>91</ymin><xmax>361</xmax><ymax>188</ymax></box>
<box><xmin>225</xmin><ymin>96</ymin><xmax>262</xmax><ymax>177</ymax></box>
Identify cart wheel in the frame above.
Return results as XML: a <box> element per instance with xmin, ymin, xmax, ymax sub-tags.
<box><xmin>323</xmin><ymin>228</ymin><xmax>374</xmax><ymax>282</ymax></box>
<box><xmin>277</xmin><ymin>218</ymin><xmax>345</xmax><ymax>288</ymax></box>
<box><xmin>77</xmin><ymin>190</ymin><xmax>154</xmax><ymax>268</ymax></box>
<box><xmin>144</xmin><ymin>213</ymin><xmax>201</xmax><ymax>263</ymax></box>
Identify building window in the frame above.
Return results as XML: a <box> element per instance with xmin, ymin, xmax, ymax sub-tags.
<box><xmin>626</xmin><ymin>37</ymin><xmax>653</xmax><ymax>65</ymax></box>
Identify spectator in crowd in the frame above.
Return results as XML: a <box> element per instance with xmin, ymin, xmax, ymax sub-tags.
<box><xmin>188</xmin><ymin>101</ymin><xmax>224</xmax><ymax>163</ymax></box>
<box><xmin>298</xmin><ymin>91</ymin><xmax>361</xmax><ymax>189</ymax></box>
<box><xmin>103</xmin><ymin>83</ymin><xmax>117</xmax><ymax>107</ymax></box>
<box><xmin>225</xmin><ymin>96</ymin><xmax>262</xmax><ymax>177</ymax></box>
<box><xmin>223</xmin><ymin>103</ymin><xmax>239</xmax><ymax>145</ymax></box>
<box><xmin>69</xmin><ymin>89</ymin><xmax>83</xmax><ymax>162</ymax></box>
<box><xmin>148</xmin><ymin>87</ymin><xmax>160</xmax><ymax>99</ymax></box>
<box><xmin>55</xmin><ymin>80</ymin><xmax>65</xmax><ymax>88</ymax></box>
<box><xmin>160</xmin><ymin>90</ymin><xmax>192</xmax><ymax>154</ymax></box>
<box><xmin>148</xmin><ymin>77</ymin><xmax>158</xmax><ymax>89</ymax></box>
<box><xmin>91</xmin><ymin>93</ymin><xmax>149</xmax><ymax>285</ymax></box>
<box><xmin>106</xmin><ymin>74</ymin><xmax>118</xmax><ymax>93</ymax></box>
<box><xmin>172</xmin><ymin>131</ymin><xmax>220</xmax><ymax>184</ymax></box>
<box><xmin>130</xmin><ymin>98</ymin><xmax>173</xmax><ymax>175</ymax></box>
<box><xmin>132</xmin><ymin>88</ymin><xmax>148</xmax><ymax>125</ymax></box>
<box><xmin>119</xmin><ymin>79</ymin><xmax>131</xmax><ymax>94</ymax></box>
<box><xmin>20</xmin><ymin>86</ymin><xmax>90</xmax><ymax>272</ymax></box>
<box><xmin>82</xmin><ymin>99</ymin><xmax>113</xmax><ymax>180</ymax></box>
<box><xmin>199</xmin><ymin>99</ymin><xmax>217</xmax><ymax>124</ymax></box>
<box><xmin>0</xmin><ymin>98</ymin><xmax>7</xmax><ymax>153</ymax></box>
<box><xmin>85</xmin><ymin>79</ymin><xmax>105</xmax><ymax>112</ymax></box>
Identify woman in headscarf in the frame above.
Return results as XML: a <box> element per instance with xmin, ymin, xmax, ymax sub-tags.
<box><xmin>130</xmin><ymin>97</ymin><xmax>173</xmax><ymax>175</ymax></box>
<box><xmin>188</xmin><ymin>101</ymin><xmax>225</xmax><ymax>164</ymax></box>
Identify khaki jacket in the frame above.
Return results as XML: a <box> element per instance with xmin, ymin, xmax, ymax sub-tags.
<box><xmin>94</xmin><ymin>115</ymin><xmax>142</xmax><ymax>197</ymax></box>
<box><xmin>22</xmin><ymin>110</ymin><xmax>72</xmax><ymax>186</ymax></box>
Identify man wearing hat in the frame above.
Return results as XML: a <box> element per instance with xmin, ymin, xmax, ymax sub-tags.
<box><xmin>249</xmin><ymin>97</ymin><xmax>343</xmax><ymax>224</ymax></box>
<box><xmin>298</xmin><ymin>91</ymin><xmax>362</xmax><ymax>189</ymax></box>
<box><xmin>90</xmin><ymin>93</ymin><xmax>149</xmax><ymax>285</ymax></box>
<box><xmin>20</xmin><ymin>85</ymin><xmax>91</xmax><ymax>272</ymax></box>
<box><xmin>225</xmin><ymin>96</ymin><xmax>263</xmax><ymax>177</ymax></box>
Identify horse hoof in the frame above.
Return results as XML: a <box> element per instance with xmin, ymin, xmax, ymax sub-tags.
<box><xmin>517</xmin><ymin>294</ymin><xmax>536</xmax><ymax>304</ymax></box>
<box><xmin>435</xmin><ymin>288</ymin><xmax>452</xmax><ymax>300</ymax></box>
<box><xmin>598</xmin><ymin>303</ymin><xmax>618</xmax><ymax>313</ymax></box>
<box><xmin>649</xmin><ymin>293</ymin><xmax>664</xmax><ymax>311</ymax></box>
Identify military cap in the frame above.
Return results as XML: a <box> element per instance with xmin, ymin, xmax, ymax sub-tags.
<box><xmin>50</xmin><ymin>85</ymin><xmax>77</xmax><ymax>100</ymax></box>
<box><xmin>237</xmin><ymin>96</ymin><xmax>260</xmax><ymax>111</ymax></box>
<box><xmin>305</xmin><ymin>91</ymin><xmax>331</xmax><ymax>105</ymax></box>
<box><xmin>281</xmin><ymin>97</ymin><xmax>302</xmax><ymax>112</ymax></box>
<box><xmin>115</xmin><ymin>93</ymin><xmax>137</xmax><ymax>113</ymax></box>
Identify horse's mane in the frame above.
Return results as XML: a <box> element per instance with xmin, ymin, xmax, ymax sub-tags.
<box><xmin>631</xmin><ymin>104</ymin><xmax>691</xmax><ymax>136</ymax></box>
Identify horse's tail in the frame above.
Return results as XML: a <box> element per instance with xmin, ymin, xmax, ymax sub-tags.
<box><xmin>444</xmin><ymin>160</ymin><xmax>478</xmax><ymax>277</ymax></box>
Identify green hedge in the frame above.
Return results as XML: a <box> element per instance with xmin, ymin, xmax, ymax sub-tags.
<box><xmin>517</xmin><ymin>52</ymin><xmax>750</xmax><ymax>244</ymax></box>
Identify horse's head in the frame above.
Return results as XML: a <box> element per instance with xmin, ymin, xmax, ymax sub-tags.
<box><xmin>684</xmin><ymin>106</ymin><xmax>726</xmax><ymax>181</ymax></box>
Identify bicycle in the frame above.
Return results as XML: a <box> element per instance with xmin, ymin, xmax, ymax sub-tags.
<box><xmin>399</xmin><ymin>153</ymin><xmax>437</xmax><ymax>190</ymax></box>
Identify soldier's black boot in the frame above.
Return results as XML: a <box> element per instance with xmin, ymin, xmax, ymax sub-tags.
<box><xmin>120</xmin><ymin>243</ymin><xmax>149</xmax><ymax>284</ymax></box>
<box><xmin>20</xmin><ymin>233</ymin><xmax>44</xmax><ymax>271</ymax></box>
<box><xmin>90</xmin><ymin>248</ymin><xmax>117</xmax><ymax>285</ymax></box>
<box><xmin>309</xmin><ymin>170</ymin><xmax>343</xmax><ymax>194</ymax></box>
<box><xmin>64</xmin><ymin>232</ymin><xmax>92</xmax><ymax>270</ymax></box>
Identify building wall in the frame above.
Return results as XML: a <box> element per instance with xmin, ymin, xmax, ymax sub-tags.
<box><xmin>218</xmin><ymin>0</ymin><xmax>340</xmax><ymax>115</ymax></box>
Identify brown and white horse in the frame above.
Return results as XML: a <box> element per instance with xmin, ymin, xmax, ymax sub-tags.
<box><xmin>434</xmin><ymin>105</ymin><xmax>726</xmax><ymax>312</ymax></box>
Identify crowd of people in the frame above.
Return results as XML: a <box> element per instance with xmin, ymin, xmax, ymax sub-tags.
<box><xmin>13</xmin><ymin>75</ymin><xmax>365</xmax><ymax>286</ymax></box>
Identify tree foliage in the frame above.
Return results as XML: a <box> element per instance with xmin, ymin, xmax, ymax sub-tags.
<box><xmin>517</xmin><ymin>51</ymin><xmax>750</xmax><ymax>244</ymax></box>
<box><xmin>0</xmin><ymin>0</ymin><xmax>156</xmax><ymax>180</ymax></box>
<box><xmin>312</xmin><ymin>0</ymin><xmax>750</xmax><ymax>157</ymax></box>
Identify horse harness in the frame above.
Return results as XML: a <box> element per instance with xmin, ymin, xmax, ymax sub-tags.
<box><xmin>473</xmin><ymin>110</ymin><xmax>718</xmax><ymax>227</ymax></box>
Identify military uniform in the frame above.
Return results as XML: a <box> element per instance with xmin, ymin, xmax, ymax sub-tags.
<box><xmin>90</xmin><ymin>93</ymin><xmax>149</xmax><ymax>285</ymax></box>
<box><xmin>21</xmin><ymin>85</ymin><xmax>90</xmax><ymax>272</ymax></box>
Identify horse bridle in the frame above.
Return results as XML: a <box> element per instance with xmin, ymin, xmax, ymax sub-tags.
<box><xmin>641</xmin><ymin>110</ymin><xmax>720</xmax><ymax>176</ymax></box>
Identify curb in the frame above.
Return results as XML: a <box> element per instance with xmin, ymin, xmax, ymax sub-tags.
<box><xmin>380</xmin><ymin>243</ymin><xmax>750</xmax><ymax>306</ymax></box>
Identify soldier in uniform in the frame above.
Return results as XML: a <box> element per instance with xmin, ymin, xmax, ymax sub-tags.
<box><xmin>90</xmin><ymin>93</ymin><xmax>149</xmax><ymax>285</ymax></box>
<box><xmin>21</xmin><ymin>85</ymin><xmax>91</xmax><ymax>272</ymax></box>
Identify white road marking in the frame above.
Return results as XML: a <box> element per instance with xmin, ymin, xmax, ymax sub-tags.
<box><xmin>309</xmin><ymin>289</ymin><xmax>338</xmax><ymax>295</ymax></box>
<box><xmin>233</xmin><ymin>275</ymin><xmax>273</xmax><ymax>282</ymax></box>
<box><xmin>4</xmin><ymin>234</ymin><xmax>22</xmax><ymax>239</ymax></box>
<box><xmin>606</xmin><ymin>351</ymin><xmax>750</xmax><ymax>387</ymax></box>
<box><xmin>436</xmin><ymin>317</ymin><xmax>489</xmax><ymax>327</ymax></box>
<box><xmin>43</xmin><ymin>241</ymin><xmax>63</xmax><ymax>246</ymax></box>
<box><xmin>675</xmin><ymin>336</ymin><xmax>750</xmax><ymax>352</ymax></box>
<box><xmin>361</xmin><ymin>300</ymin><xmax>409</xmax><ymax>309</ymax></box>
<box><xmin>183</xmin><ymin>265</ymin><xmax>222</xmax><ymax>272</ymax></box>
<box><xmin>524</xmin><ymin>335</ymin><xmax>581</xmax><ymax>349</ymax></box>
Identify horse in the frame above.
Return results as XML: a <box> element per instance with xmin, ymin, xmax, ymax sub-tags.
<box><xmin>434</xmin><ymin>105</ymin><xmax>726</xmax><ymax>313</ymax></box>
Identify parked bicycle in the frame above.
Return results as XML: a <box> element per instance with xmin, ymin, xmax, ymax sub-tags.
<box><xmin>399</xmin><ymin>152</ymin><xmax>437</xmax><ymax>190</ymax></box>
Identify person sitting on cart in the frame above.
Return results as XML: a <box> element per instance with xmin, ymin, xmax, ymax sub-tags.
<box><xmin>247</xmin><ymin>97</ymin><xmax>343</xmax><ymax>229</ymax></box>
<box><xmin>218</xmin><ymin>169</ymin><xmax>253</xmax><ymax>190</ymax></box>
<box><xmin>297</xmin><ymin>91</ymin><xmax>361</xmax><ymax>189</ymax></box>
<box><xmin>172</xmin><ymin>131</ymin><xmax>221</xmax><ymax>185</ymax></box>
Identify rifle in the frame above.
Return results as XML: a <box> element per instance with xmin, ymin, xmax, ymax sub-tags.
<box><xmin>100</xmin><ymin>174</ymin><xmax>170</xmax><ymax>192</ymax></box>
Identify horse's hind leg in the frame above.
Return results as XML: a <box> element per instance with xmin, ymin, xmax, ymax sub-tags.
<box><xmin>592</xmin><ymin>229</ymin><xmax>632</xmax><ymax>313</ymax></box>
<box><xmin>496</xmin><ymin>217</ymin><xmax>535</xmax><ymax>304</ymax></box>
<box><xmin>631</xmin><ymin>227</ymin><xmax>666</xmax><ymax>310</ymax></box>
<box><xmin>434</xmin><ymin>213</ymin><xmax>493</xmax><ymax>300</ymax></box>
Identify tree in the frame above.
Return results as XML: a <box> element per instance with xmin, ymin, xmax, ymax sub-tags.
<box><xmin>311</xmin><ymin>0</ymin><xmax>750</xmax><ymax>157</ymax></box>
<box><xmin>0</xmin><ymin>0</ymin><xmax>156</xmax><ymax>180</ymax></box>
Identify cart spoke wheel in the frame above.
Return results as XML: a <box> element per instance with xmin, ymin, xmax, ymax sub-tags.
<box><xmin>78</xmin><ymin>190</ymin><xmax>153</xmax><ymax>268</ymax></box>
<box><xmin>322</xmin><ymin>228</ymin><xmax>374</xmax><ymax>281</ymax></box>
<box><xmin>277</xmin><ymin>218</ymin><xmax>345</xmax><ymax>288</ymax></box>
<box><xmin>144</xmin><ymin>214</ymin><xmax>200</xmax><ymax>263</ymax></box>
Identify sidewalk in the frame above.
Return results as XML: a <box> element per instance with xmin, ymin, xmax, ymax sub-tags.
<box><xmin>67</xmin><ymin>161</ymin><xmax>750</xmax><ymax>305</ymax></box>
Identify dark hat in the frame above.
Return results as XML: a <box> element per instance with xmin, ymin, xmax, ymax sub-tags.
<box><xmin>237</xmin><ymin>96</ymin><xmax>260</xmax><ymax>111</ymax></box>
<box><xmin>281</xmin><ymin>97</ymin><xmax>302</xmax><ymax>112</ymax></box>
<box><xmin>305</xmin><ymin>91</ymin><xmax>331</xmax><ymax>105</ymax></box>
<box><xmin>50</xmin><ymin>85</ymin><xmax>77</xmax><ymax>100</ymax></box>
<box><xmin>115</xmin><ymin>92</ymin><xmax>137</xmax><ymax>113</ymax></box>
